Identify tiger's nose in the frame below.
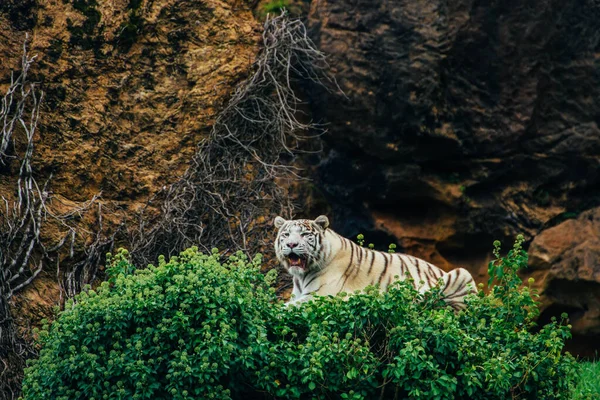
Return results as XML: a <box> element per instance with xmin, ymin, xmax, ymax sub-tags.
<box><xmin>288</xmin><ymin>242</ymin><xmax>298</xmax><ymax>249</ymax></box>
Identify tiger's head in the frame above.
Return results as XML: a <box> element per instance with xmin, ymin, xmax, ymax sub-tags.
<box><xmin>274</xmin><ymin>215</ymin><xmax>330</xmax><ymax>276</ymax></box>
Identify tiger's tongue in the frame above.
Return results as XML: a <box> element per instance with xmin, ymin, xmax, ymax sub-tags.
<box><xmin>289</xmin><ymin>256</ymin><xmax>305</xmax><ymax>268</ymax></box>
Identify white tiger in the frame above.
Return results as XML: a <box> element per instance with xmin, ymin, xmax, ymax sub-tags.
<box><xmin>274</xmin><ymin>215</ymin><xmax>476</xmax><ymax>311</ymax></box>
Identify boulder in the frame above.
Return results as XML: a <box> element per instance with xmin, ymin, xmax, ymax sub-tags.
<box><xmin>527</xmin><ymin>207</ymin><xmax>600</xmax><ymax>348</ymax></box>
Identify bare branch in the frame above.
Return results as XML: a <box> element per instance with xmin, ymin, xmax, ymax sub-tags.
<box><xmin>0</xmin><ymin>35</ymin><xmax>118</xmax><ymax>399</ymax></box>
<box><xmin>129</xmin><ymin>13</ymin><xmax>337</xmax><ymax>266</ymax></box>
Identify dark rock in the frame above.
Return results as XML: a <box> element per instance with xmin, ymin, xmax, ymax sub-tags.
<box><xmin>527</xmin><ymin>207</ymin><xmax>600</xmax><ymax>355</ymax></box>
<box><xmin>306</xmin><ymin>0</ymin><xmax>600</xmax><ymax>353</ymax></box>
<box><xmin>0</xmin><ymin>0</ymin><xmax>37</xmax><ymax>31</ymax></box>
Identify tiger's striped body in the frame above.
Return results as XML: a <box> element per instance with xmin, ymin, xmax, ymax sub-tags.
<box><xmin>274</xmin><ymin>215</ymin><xmax>476</xmax><ymax>311</ymax></box>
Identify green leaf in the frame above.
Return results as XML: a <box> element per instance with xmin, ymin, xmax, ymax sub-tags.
<box><xmin>21</xmin><ymin>238</ymin><xmax>578</xmax><ymax>400</ymax></box>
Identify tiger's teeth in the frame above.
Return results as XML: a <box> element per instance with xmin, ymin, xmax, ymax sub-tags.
<box><xmin>288</xmin><ymin>255</ymin><xmax>306</xmax><ymax>269</ymax></box>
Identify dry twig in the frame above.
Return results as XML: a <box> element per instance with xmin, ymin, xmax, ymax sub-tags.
<box><xmin>129</xmin><ymin>13</ymin><xmax>335</xmax><ymax>266</ymax></box>
<box><xmin>0</xmin><ymin>35</ymin><xmax>116</xmax><ymax>400</ymax></box>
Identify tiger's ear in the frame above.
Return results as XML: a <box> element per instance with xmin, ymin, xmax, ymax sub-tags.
<box><xmin>274</xmin><ymin>216</ymin><xmax>286</xmax><ymax>229</ymax></box>
<box><xmin>314</xmin><ymin>215</ymin><xmax>329</xmax><ymax>230</ymax></box>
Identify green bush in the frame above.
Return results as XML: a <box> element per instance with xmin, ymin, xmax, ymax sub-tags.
<box><xmin>22</xmin><ymin>239</ymin><xmax>578</xmax><ymax>399</ymax></box>
<box><xmin>261</xmin><ymin>0</ymin><xmax>289</xmax><ymax>16</ymax></box>
<box><xmin>572</xmin><ymin>361</ymin><xmax>600</xmax><ymax>399</ymax></box>
<box><xmin>22</xmin><ymin>248</ymin><xmax>278</xmax><ymax>400</ymax></box>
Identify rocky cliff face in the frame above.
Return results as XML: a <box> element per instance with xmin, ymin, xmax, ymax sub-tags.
<box><xmin>1</xmin><ymin>1</ymin><xmax>260</xmax><ymax>394</ymax></box>
<box><xmin>6</xmin><ymin>0</ymin><xmax>259</xmax><ymax>252</ymax></box>
<box><xmin>305</xmin><ymin>0</ymin><xmax>600</xmax><ymax>354</ymax></box>
<box><xmin>2</xmin><ymin>0</ymin><xmax>600</xmax><ymax>384</ymax></box>
<box><xmin>2</xmin><ymin>0</ymin><xmax>260</xmax><ymax>206</ymax></box>
<box><xmin>1</xmin><ymin>1</ymin><xmax>260</xmax><ymax>274</ymax></box>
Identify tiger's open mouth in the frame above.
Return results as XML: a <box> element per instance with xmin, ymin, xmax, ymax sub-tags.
<box><xmin>287</xmin><ymin>253</ymin><xmax>307</xmax><ymax>270</ymax></box>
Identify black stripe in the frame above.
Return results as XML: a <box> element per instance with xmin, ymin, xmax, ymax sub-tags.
<box><xmin>423</xmin><ymin>265</ymin><xmax>432</xmax><ymax>286</ymax></box>
<box><xmin>442</xmin><ymin>273</ymin><xmax>453</xmax><ymax>293</ymax></box>
<box><xmin>337</xmin><ymin>242</ymin><xmax>356</xmax><ymax>290</ymax></box>
<box><xmin>457</xmin><ymin>273</ymin><xmax>476</xmax><ymax>294</ymax></box>
<box><xmin>354</xmin><ymin>246</ymin><xmax>365</xmax><ymax>278</ymax></box>
<box><xmin>453</xmin><ymin>269</ymin><xmax>463</xmax><ymax>290</ymax></box>
<box><xmin>426</xmin><ymin>265</ymin><xmax>437</xmax><ymax>286</ymax></box>
<box><xmin>367</xmin><ymin>250</ymin><xmax>376</xmax><ymax>274</ymax></box>
<box><xmin>343</xmin><ymin>242</ymin><xmax>355</xmax><ymax>277</ymax></box>
<box><xmin>428</xmin><ymin>264</ymin><xmax>437</xmax><ymax>285</ymax></box>
<box><xmin>304</xmin><ymin>272</ymin><xmax>320</xmax><ymax>289</ymax></box>
<box><xmin>358</xmin><ymin>245</ymin><xmax>364</xmax><ymax>264</ymax></box>
<box><xmin>315</xmin><ymin>232</ymin><xmax>325</xmax><ymax>260</ymax></box>
<box><xmin>414</xmin><ymin>257</ymin><xmax>424</xmax><ymax>284</ymax></box>
<box><xmin>322</xmin><ymin>233</ymin><xmax>330</xmax><ymax>262</ymax></box>
<box><xmin>399</xmin><ymin>256</ymin><xmax>407</xmax><ymax>277</ymax></box>
<box><xmin>378</xmin><ymin>253</ymin><xmax>390</xmax><ymax>285</ymax></box>
<box><xmin>348</xmin><ymin>242</ymin><xmax>360</xmax><ymax>277</ymax></box>
<box><xmin>444</xmin><ymin>288</ymin><xmax>470</xmax><ymax>300</ymax></box>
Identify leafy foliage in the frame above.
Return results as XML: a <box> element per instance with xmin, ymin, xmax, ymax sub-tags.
<box><xmin>22</xmin><ymin>239</ymin><xmax>578</xmax><ymax>399</ymax></box>
<box><xmin>262</xmin><ymin>0</ymin><xmax>289</xmax><ymax>15</ymax></box>
<box><xmin>257</xmin><ymin>0</ymin><xmax>304</xmax><ymax>20</ymax></box>
<box><xmin>22</xmin><ymin>248</ymin><xmax>277</xmax><ymax>400</ymax></box>
<box><xmin>572</xmin><ymin>361</ymin><xmax>600</xmax><ymax>399</ymax></box>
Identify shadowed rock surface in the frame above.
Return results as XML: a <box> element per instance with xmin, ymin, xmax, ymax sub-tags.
<box><xmin>305</xmin><ymin>0</ymin><xmax>600</xmax><ymax>353</ymax></box>
<box><xmin>528</xmin><ymin>206</ymin><xmax>600</xmax><ymax>352</ymax></box>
